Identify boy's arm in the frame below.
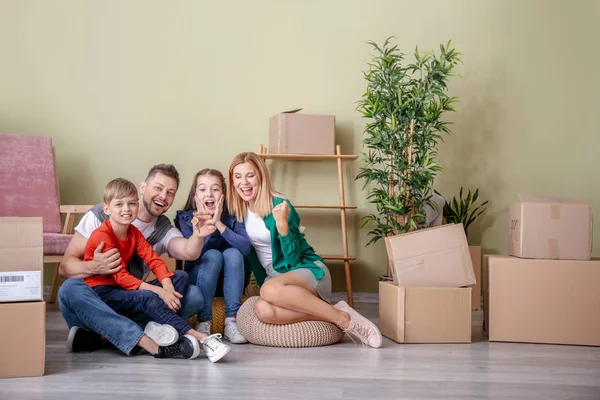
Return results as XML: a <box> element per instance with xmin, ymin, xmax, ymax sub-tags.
<box><xmin>94</xmin><ymin>231</ymin><xmax>144</xmax><ymax>290</ymax></box>
<box><xmin>134</xmin><ymin>229</ymin><xmax>174</xmax><ymax>283</ymax></box>
<box><xmin>59</xmin><ymin>211</ymin><xmax>123</xmax><ymax>278</ymax></box>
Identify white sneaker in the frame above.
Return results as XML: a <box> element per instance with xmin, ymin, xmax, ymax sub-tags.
<box><xmin>224</xmin><ymin>318</ymin><xmax>248</xmax><ymax>344</ymax></box>
<box><xmin>144</xmin><ymin>322</ymin><xmax>179</xmax><ymax>346</ymax></box>
<box><xmin>200</xmin><ymin>333</ymin><xmax>232</xmax><ymax>363</ymax></box>
<box><xmin>195</xmin><ymin>320</ymin><xmax>211</xmax><ymax>335</ymax></box>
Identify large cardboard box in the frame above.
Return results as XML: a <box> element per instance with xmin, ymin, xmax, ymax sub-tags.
<box><xmin>487</xmin><ymin>255</ymin><xmax>600</xmax><ymax>346</ymax></box>
<box><xmin>269</xmin><ymin>109</ymin><xmax>335</xmax><ymax>155</ymax></box>
<box><xmin>379</xmin><ymin>281</ymin><xmax>472</xmax><ymax>343</ymax></box>
<box><xmin>0</xmin><ymin>217</ymin><xmax>43</xmax><ymax>302</ymax></box>
<box><xmin>508</xmin><ymin>194</ymin><xmax>592</xmax><ymax>260</ymax></box>
<box><xmin>0</xmin><ymin>301</ymin><xmax>46</xmax><ymax>378</ymax></box>
<box><xmin>469</xmin><ymin>246</ymin><xmax>482</xmax><ymax>310</ymax></box>
<box><xmin>384</xmin><ymin>223</ymin><xmax>476</xmax><ymax>288</ymax></box>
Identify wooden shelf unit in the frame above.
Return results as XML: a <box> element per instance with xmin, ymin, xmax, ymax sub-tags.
<box><xmin>259</xmin><ymin>144</ymin><xmax>358</xmax><ymax>307</ymax></box>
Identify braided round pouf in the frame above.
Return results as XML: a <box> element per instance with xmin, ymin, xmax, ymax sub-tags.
<box><xmin>237</xmin><ymin>296</ymin><xmax>344</xmax><ymax>348</ymax></box>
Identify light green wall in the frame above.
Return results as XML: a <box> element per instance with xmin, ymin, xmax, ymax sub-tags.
<box><xmin>2</xmin><ymin>1</ymin><xmax>599</xmax><ymax>292</ymax></box>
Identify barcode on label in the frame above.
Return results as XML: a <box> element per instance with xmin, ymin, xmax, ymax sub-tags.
<box><xmin>0</xmin><ymin>276</ymin><xmax>24</xmax><ymax>283</ymax></box>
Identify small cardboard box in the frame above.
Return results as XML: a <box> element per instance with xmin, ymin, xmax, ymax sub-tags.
<box><xmin>469</xmin><ymin>246</ymin><xmax>482</xmax><ymax>310</ymax></box>
<box><xmin>379</xmin><ymin>281</ymin><xmax>472</xmax><ymax>343</ymax></box>
<box><xmin>0</xmin><ymin>301</ymin><xmax>46</xmax><ymax>378</ymax></box>
<box><xmin>486</xmin><ymin>255</ymin><xmax>600</xmax><ymax>346</ymax></box>
<box><xmin>508</xmin><ymin>194</ymin><xmax>593</xmax><ymax>260</ymax></box>
<box><xmin>269</xmin><ymin>109</ymin><xmax>335</xmax><ymax>155</ymax></box>
<box><xmin>384</xmin><ymin>223</ymin><xmax>476</xmax><ymax>288</ymax></box>
<box><xmin>0</xmin><ymin>217</ymin><xmax>43</xmax><ymax>302</ymax></box>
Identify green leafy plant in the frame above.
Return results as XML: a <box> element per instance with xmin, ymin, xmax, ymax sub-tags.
<box><xmin>356</xmin><ymin>37</ymin><xmax>462</xmax><ymax>245</ymax></box>
<box><xmin>439</xmin><ymin>187</ymin><xmax>488</xmax><ymax>237</ymax></box>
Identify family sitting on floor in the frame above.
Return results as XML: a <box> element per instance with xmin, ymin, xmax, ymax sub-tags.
<box><xmin>58</xmin><ymin>152</ymin><xmax>382</xmax><ymax>363</ymax></box>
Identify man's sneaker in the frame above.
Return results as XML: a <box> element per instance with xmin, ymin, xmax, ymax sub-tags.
<box><xmin>66</xmin><ymin>326</ymin><xmax>104</xmax><ymax>352</ymax></box>
<box><xmin>154</xmin><ymin>335</ymin><xmax>200</xmax><ymax>360</ymax></box>
<box><xmin>195</xmin><ymin>320</ymin><xmax>211</xmax><ymax>335</ymax></box>
<box><xmin>333</xmin><ymin>300</ymin><xmax>383</xmax><ymax>348</ymax></box>
<box><xmin>224</xmin><ymin>318</ymin><xmax>248</xmax><ymax>344</ymax></box>
<box><xmin>144</xmin><ymin>322</ymin><xmax>179</xmax><ymax>346</ymax></box>
<box><xmin>200</xmin><ymin>333</ymin><xmax>232</xmax><ymax>362</ymax></box>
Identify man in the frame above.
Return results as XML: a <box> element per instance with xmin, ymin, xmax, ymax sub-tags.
<box><xmin>58</xmin><ymin>164</ymin><xmax>217</xmax><ymax>355</ymax></box>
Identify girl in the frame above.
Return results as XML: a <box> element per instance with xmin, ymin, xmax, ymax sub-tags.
<box><xmin>227</xmin><ymin>152</ymin><xmax>382</xmax><ymax>348</ymax></box>
<box><xmin>176</xmin><ymin>169</ymin><xmax>250</xmax><ymax>344</ymax></box>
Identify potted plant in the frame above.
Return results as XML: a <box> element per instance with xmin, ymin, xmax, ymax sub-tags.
<box><xmin>438</xmin><ymin>186</ymin><xmax>489</xmax><ymax>310</ymax></box>
<box><xmin>355</xmin><ymin>37</ymin><xmax>462</xmax><ymax>277</ymax></box>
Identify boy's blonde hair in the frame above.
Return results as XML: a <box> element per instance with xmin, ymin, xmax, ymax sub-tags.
<box><xmin>104</xmin><ymin>178</ymin><xmax>138</xmax><ymax>204</ymax></box>
<box><xmin>227</xmin><ymin>152</ymin><xmax>280</xmax><ymax>222</ymax></box>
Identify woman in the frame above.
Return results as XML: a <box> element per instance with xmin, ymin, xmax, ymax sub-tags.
<box><xmin>227</xmin><ymin>152</ymin><xmax>382</xmax><ymax>348</ymax></box>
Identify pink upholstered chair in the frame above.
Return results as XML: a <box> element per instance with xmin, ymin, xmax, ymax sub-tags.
<box><xmin>0</xmin><ymin>133</ymin><xmax>91</xmax><ymax>303</ymax></box>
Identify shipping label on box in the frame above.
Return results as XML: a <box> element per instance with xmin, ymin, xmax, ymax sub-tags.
<box><xmin>379</xmin><ymin>281</ymin><xmax>472</xmax><ymax>343</ymax></box>
<box><xmin>0</xmin><ymin>301</ymin><xmax>46</xmax><ymax>378</ymax></box>
<box><xmin>508</xmin><ymin>194</ymin><xmax>592</xmax><ymax>260</ymax></box>
<box><xmin>0</xmin><ymin>217</ymin><xmax>44</xmax><ymax>302</ymax></box>
<box><xmin>384</xmin><ymin>223</ymin><xmax>476</xmax><ymax>288</ymax></box>
<box><xmin>487</xmin><ymin>255</ymin><xmax>600</xmax><ymax>346</ymax></box>
<box><xmin>269</xmin><ymin>108</ymin><xmax>335</xmax><ymax>155</ymax></box>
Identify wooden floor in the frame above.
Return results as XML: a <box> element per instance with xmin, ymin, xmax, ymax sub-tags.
<box><xmin>1</xmin><ymin>294</ymin><xmax>600</xmax><ymax>399</ymax></box>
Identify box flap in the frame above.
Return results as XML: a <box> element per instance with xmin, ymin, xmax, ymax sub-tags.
<box><xmin>378</xmin><ymin>281</ymin><xmax>406</xmax><ymax>343</ymax></box>
<box><xmin>0</xmin><ymin>217</ymin><xmax>43</xmax><ymax>248</ymax></box>
<box><xmin>517</xmin><ymin>193</ymin><xmax>590</xmax><ymax>205</ymax></box>
<box><xmin>385</xmin><ymin>223</ymin><xmax>467</xmax><ymax>261</ymax></box>
<box><xmin>281</xmin><ymin>108</ymin><xmax>303</xmax><ymax>114</ymax></box>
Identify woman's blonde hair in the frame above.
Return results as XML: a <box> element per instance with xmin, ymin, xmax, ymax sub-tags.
<box><xmin>227</xmin><ymin>152</ymin><xmax>279</xmax><ymax>222</ymax></box>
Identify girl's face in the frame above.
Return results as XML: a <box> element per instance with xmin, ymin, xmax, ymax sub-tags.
<box><xmin>195</xmin><ymin>175</ymin><xmax>223</xmax><ymax>213</ymax></box>
<box><xmin>232</xmin><ymin>162</ymin><xmax>259</xmax><ymax>203</ymax></box>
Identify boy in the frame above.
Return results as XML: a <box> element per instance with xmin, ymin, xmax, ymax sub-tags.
<box><xmin>83</xmin><ymin>178</ymin><xmax>231</xmax><ymax>362</ymax></box>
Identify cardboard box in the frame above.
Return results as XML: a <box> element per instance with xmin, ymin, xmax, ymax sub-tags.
<box><xmin>487</xmin><ymin>255</ymin><xmax>600</xmax><ymax>346</ymax></box>
<box><xmin>269</xmin><ymin>109</ymin><xmax>335</xmax><ymax>155</ymax></box>
<box><xmin>469</xmin><ymin>246</ymin><xmax>482</xmax><ymax>310</ymax></box>
<box><xmin>0</xmin><ymin>217</ymin><xmax>43</xmax><ymax>302</ymax></box>
<box><xmin>384</xmin><ymin>223</ymin><xmax>476</xmax><ymax>288</ymax></box>
<box><xmin>508</xmin><ymin>194</ymin><xmax>592</xmax><ymax>260</ymax></box>
<box><xmin>0</xmin><ymin>301</ymin><xmax>46</xmax><ymax>378</ymax></box>
<box><xmin>379</xmin><ymin>281</ymin><xmax>472</xmax><ymax>343</ymax></box>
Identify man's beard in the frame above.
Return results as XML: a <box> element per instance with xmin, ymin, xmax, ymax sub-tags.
<box><xmin>143</xmin><ymin>196</ymin><xmax>162</xmax><ymax>217</ymax></box>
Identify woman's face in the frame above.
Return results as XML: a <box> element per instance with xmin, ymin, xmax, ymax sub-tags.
<box><xmin>232</xmin><ymin>162</ymin><xmax>259</xmax><ymax>203</ymax></box>
<box><xmin>195</xmin><ymin>174</ymin><xmax>223</xmax><ymax>213</ymax></box>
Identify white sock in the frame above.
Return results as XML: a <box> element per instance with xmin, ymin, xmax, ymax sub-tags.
<box><xmin>225</xmin><ymin>317</ymin><xmax>236</xmax><ymax>323</ymax></box>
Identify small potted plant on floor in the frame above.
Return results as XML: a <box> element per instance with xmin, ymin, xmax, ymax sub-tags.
<box><xmin>438</xmin><ymin>186</ymin><xmax>489</xmax><ymax>310</ymax></box>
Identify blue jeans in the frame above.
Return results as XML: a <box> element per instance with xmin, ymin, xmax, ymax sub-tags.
<box><xmin>58</xmin><ymin>270</ymin><xmax>203</xmax><ymax>354</ymax></box>
<box><xmin>186</xmin><ymin>248</ymin><xmax>244</xmax><ymax>321</ymax></box>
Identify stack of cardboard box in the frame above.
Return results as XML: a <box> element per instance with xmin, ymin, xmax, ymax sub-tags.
<box><xmin>485</xmin><ymin>194</ymin><xmax>600</xmax><ymax>347</ymax></box>
<box><xmin>0</xmin><ymin>217</ymin><xmax>46</xmax><ymax>378</ymax></box>
<box><xmin>379</xmin><ymin>223</ymin><xmax>476</xmax><ymax>343</ymax></box>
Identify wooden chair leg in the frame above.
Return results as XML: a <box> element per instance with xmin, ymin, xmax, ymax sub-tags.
<box><xmin>48</xmin><ymin>262</ymin><xmax>62</xmax><ymax>304</ymax></box>
<box><xmin>344</xmin><ymin>260</ymin><xmax>353</xmax><ymax>307</ymax></box>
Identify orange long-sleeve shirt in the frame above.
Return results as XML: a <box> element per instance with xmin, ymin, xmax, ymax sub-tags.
<box><xmin>83</xmin><ymin>220</ymin><xmax>174</xmax><ymax>290</ymax></box>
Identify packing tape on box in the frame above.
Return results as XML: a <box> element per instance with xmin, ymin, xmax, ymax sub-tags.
<box><xmin>548</xmin><ymin>238</ymin><xmax>559</xmax><ymax>259</ymax></box>
<box><xmin>278</xmin><ymin>113</ymin><xmax>286</xmax><ymax>153</ymax></box>
<box><xmin>550</xmin><ymin>204</ymin><xmax>561</xmax><ymax>219</ymax></box>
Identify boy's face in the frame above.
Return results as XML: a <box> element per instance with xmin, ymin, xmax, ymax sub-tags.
<box><xmin>103</xmin><ymin>195</ymin><xmax>139</xmax><ymax>226</ymax></box>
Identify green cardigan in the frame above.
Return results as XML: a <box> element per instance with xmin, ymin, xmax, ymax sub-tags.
<box><xmin>246</xmin><ymin>197</ymin><xmax>325</xmax><ymax>286</ymax></box>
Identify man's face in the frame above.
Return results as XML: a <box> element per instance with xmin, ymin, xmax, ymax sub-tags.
<box><xmin>140</xmin><ymin>172</ymin><xmax>178</xmax><ymax>217</ymax></box>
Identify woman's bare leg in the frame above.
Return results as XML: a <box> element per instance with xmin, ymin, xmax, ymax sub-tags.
<box><xmin>257</xmin><ymin>273</ymin><xmax>350</xmax><ymax>328</ymax></box>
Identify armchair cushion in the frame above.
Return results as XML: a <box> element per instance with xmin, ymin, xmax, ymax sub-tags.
<box><xmin>43</xmin><ymin>233</ymin><xmax>73</xmax><ymax>255</ymax></box>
